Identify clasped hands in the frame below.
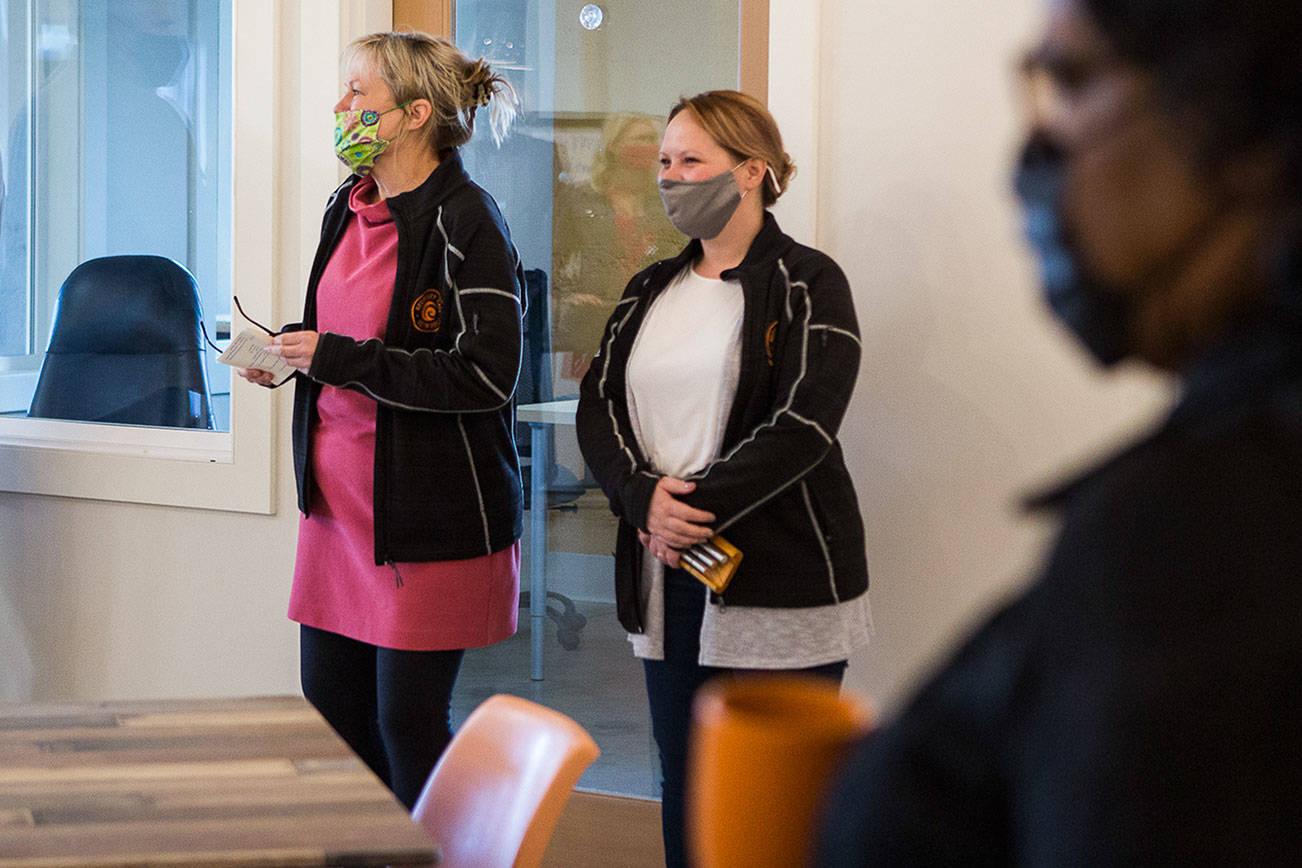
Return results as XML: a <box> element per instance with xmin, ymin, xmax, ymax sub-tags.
<box><xmin>235</xmin><ymin>330</ymin><xmax>320</xmax><ymax>386</ymax></box>
<box><xmin>640</xmin><ymin>477</ymin><xmax>715</xmax><ymax>568</ymax></box>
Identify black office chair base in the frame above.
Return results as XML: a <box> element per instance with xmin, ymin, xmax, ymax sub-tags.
<box><xmin>519</xmin><ymin>591</ymin><xmax>588</xmax><ymax>651</ymax></box>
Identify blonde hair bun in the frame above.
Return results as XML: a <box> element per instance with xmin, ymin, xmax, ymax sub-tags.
<box><xmin>345</xmin><ymin>31</ymin><xmax>519</xmax><ymax>151</ymax></box>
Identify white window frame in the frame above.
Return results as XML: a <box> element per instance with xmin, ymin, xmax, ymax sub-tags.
<box><xmin>766</xmin><ymin>0</ymin><xmax>819</xmax><ymax>247</ymax></box>
<box><xmin>0</xmin><ymin>1</ymin><xmax>282</xmax><ymax>513</ymax></box>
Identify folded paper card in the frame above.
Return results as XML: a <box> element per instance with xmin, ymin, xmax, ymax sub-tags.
<box><xmin>217</xmin><ymin>329</ymin><xmax>296</xmax><ymax>386</ymax></box>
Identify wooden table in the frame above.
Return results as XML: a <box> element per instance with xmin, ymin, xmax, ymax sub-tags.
<box><xmin>0</xmin><ymin>695</ymin><xmax>438</xmax><ymax>867</ymax></box>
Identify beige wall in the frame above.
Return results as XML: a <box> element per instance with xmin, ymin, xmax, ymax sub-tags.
<box><xmin>809</xmin><ymin>0</ymin><xmax>1173</xmax><ymax>710</ymax></box>
<box><xmin>0</xmin><ymin>1</ymin><xmax>1174</xmax><ymax>716</ymax></box>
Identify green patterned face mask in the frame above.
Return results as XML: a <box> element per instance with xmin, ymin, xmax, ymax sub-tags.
<box><xmin>333</xmin><ymin>102</ymin><xmax>410</xmax><ymax>175</ymax></box>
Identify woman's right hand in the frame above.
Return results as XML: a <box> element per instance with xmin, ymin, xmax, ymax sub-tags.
<box><xmin>236</xmin><ymin>367</ymin><xmax>276</xmax><ymax>387</ymax></box>
<box><xmin>646</xmin><ymin>477</ymin><xmax>715</xmax><ymax>550</ymax></box>
<box><xmin>639</xmin><ymin>530</ymin><xmax>685</xmax><ymax>568</ymax></box>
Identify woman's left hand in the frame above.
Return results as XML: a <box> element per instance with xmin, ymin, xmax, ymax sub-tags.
<box><xmin>646</xmin><ymin>477</ymin><xmax>715</xmax><ymax>549</ymax></box>
<box><xmin>266</xmin><ymin>330</ymin><xmax>320</xmax><ymax>372</ymax></box>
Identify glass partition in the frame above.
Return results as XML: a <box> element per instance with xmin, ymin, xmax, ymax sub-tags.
<box><xmin>451</xmin><ymin>0</ymin><xmax>741</xmax><ymax>798</ymax></box>
<box><xmin>457</xmin><ymin>0</ymin><xmax>739</xmax><ymax>394</ymax></box>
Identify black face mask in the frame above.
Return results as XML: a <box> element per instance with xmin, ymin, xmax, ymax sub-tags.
<box><xmin>1013</xmin><ymin>133</ymin><xmax>1132</xmax><ymax>365</ymax></box>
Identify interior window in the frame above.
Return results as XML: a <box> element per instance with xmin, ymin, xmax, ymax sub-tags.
<box><xmin>0</xmin><ymin>0</ymin><xmax>233</xmax><ymax>430</ymax></box>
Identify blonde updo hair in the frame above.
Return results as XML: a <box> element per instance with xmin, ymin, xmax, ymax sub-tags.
<box><xmin>343</xmin><ymin>31</ymin><xmax>518</xmax><ymax>153</ymax></box>
<box><xmin>668</xmin><ymin>90</ymin><xmax>795</xmax><ymax>206</ymax></box>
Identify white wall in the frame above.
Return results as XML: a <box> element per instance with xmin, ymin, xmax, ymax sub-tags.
<box><xmin>802</xmin><ymin>0</ymin><xmax>1174</xmax><ymax>712</ymax></box>
<box><xmin>0</xmin><ymin>1</ymin><xmax>1174</xmax><ymax>713</ymax></box>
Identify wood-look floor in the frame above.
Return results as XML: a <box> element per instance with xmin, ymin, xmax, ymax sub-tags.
<box><xmin>543</xmin><ymin>790</ymin><xmax>665</xmax><ymax>868</ymax></box>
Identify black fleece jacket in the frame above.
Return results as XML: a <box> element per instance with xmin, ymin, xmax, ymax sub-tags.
<box><xmin>577</xmin><ymin>213</ymin><xmax>869</xmax><ymax>631</ymax></box>
<box><xmin>291</xmin><ymin>151</ymin><xmax>525</xmax><ymax>564</ymax></box>
<box><xmin>817</xmin><ymin>310</ymin><xmax>1302</xmax><ymax>866</ymax></box>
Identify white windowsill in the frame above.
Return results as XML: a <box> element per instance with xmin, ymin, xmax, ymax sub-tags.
<box><xmin>0</xmin><ymin>417</ymin><xmax>231</xmax><ymax>462</ymax></box>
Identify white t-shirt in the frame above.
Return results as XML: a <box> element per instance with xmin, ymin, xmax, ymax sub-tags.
<box><xmin>626</xmin><ymin>266</ymin><xmax>744</xmax><ymax>478</ymax></box>
<box><xmin>624</xmin><ymin>265</ymin><xmax>873</xmax><ymax>667</ymax></box>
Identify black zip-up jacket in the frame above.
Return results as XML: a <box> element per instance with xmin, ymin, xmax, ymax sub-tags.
<box><xmin>817</xmin><ymin>310</ymin><xmax>1302</xmax><ymax>866</ymax></box>
<box><xmin>291</xmin><ymin>151</ymin><xmax>525</xmax><ymax>564</ymax></box>
<box><xmin>576</xmin><ymin>212</ymin><xmax>869</xmax><ymax>632</ymax></box>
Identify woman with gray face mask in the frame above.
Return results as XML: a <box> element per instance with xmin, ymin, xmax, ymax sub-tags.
<box><xmin>575</xmin><ymin>89</ymin><xmax>873</xmax><ymax>868</ymax></box>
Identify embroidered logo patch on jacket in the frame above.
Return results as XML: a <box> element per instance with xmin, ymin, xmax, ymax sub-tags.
<box><xmin>412</xmin><ymin>289</ymin><xmax>443</xmax><ymax>332</ymax></box>
<box><xmin>765</xmin><ymin>320</ymin><xmax>779</xmax><ymax>366</ymax></box>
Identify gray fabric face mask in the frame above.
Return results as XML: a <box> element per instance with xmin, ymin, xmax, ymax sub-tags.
<box><xmin>657</xmin><ymin>163</ymin><xmax>745</xmax><ymax>240</ymax></box>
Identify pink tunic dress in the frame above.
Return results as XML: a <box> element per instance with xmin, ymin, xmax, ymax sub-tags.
<box><xmin>288</xmin><ymin>176</ymin><xmax>519</xmax><ymax>651</ymax></box>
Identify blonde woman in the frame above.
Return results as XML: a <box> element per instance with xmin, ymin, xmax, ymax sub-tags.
<box><xmin>576</xmin><ymin>90</ymin><xmax>872</xmax><ymax>867</ymax></box>
<box><xmin>239</xmin><ymin>32</ymin><xmax>523</xmax><ymax>808</ymax></box>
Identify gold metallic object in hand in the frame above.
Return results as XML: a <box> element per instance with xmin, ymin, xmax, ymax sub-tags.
<box><xmin>679</xmin><ymin>535</ymin><xmax>743</xmax><ymax>594</ymax></box>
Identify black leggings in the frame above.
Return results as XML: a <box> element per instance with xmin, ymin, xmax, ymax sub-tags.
<box><xmin>299</xmin><ymin>624</ymin><xmax>464</xmax><ymax>809</ymax></box>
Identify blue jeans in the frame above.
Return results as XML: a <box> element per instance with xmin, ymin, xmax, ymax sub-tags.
<box><xmin>642</xmin><ymin>567</ymin><xmax>847</xmax><ymax>868</ymax></box>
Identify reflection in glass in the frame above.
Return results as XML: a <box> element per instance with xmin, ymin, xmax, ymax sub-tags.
<box><xmin>552</xmin><ymin>113</ymin><xmax>684</xmax><ymax>380</ymax></box>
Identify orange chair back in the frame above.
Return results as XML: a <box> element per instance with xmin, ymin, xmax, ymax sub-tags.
<box><xmin>411</xmin><ymin>694</ymin><xmax>600</xmax><ymax>868</ymax></box>
<box><xmin>688</xmin><ymin>674</ymin><xmax>875</xmax><ymax>868</ymax></box>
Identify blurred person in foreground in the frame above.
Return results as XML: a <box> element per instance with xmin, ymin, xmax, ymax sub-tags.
<box><xmin>818</xmin><ymin>0</ymin><xmax>1302</xmax><ymax>863</ymax></box>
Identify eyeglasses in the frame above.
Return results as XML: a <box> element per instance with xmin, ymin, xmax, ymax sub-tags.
<box><xmin>1015</xmin><ymin>45</ymin><xmax>1135</xmax><ymax>144</ymax></box>
<box><xmin>232</xmin><ymin>295</ymin><xmax>277</xmax><ymax>336</ymax></box>
<box><xmin>200</xmin><ymin>295</ymin><xmax>278</xmax><ymax>353</ymax></box>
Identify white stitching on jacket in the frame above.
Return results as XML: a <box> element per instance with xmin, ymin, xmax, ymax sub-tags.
<box><xmin>810</xmin><ymin>323</ymin><xmax>861</xmax><ymax>346</ymax></box>
<box><xmin>598</xmin><ymin>299</ymin><xmax>644</xmax><ymax>475</ymax></box>
<box><xmin>458</xmin><ymin>414</ymin><xmax>493</xmax><ymax>553</ymax></box>
<box><xmin>335</xmin><ymin>339</ymin><xmax>513</xmax><ymax>411</ymax></box>
<box><xmin>459</xmin><ymin>287</ymin><xmax>520</xmax><ymax>304</ymax></box>
<box><xmin>440</xmin><ymin>209</ymin><xmax>510</xmax><ymax>404</ymax></box>
<box><xmin>801</xmin><ymin>480</ymin><xmax>839</xmax><ymax>601</ymax></box>
<box><xmin>329</xmin><ymin>377</ymin><xmax>511</xmax><ymax>413</ymax></box>
<box><xmin>787</xmin><ymin>410</ymin><xmax>833</xmax><ymax>444</ymax></box>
